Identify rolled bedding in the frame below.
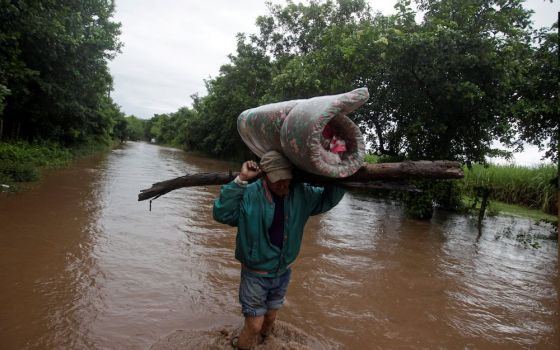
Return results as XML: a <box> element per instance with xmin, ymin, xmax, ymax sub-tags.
<box><xmin>237</xmin><ymin>88</ymin><xmax>369</xmax><ymax>178</ymax></box>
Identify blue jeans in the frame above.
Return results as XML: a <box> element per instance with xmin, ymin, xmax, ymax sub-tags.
<box><xmin>239</xmin><ymin>268</ymin><xmax>292</xmax><ymax>317</ymax></box>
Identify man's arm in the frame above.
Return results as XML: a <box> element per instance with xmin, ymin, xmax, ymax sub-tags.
<box><xmin>304</xmin><ymin>184</ymin><xmax>346</xmax><ymax>216</ymax></box>
<box><xmin>212</xmin><ymin>160</ymin><xmax>261</xmax><ymax>226</ymax></box>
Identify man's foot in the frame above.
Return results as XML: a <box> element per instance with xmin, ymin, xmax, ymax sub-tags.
<box><xmin>231</xmin><ymin>335</ymin><xmax>251</xmax><ymax>350</ymax></box>
<box><xmin>230</xmin><ymin>335</ymin><xmax>239</xmax><ymax>348</ymax></box>
<box><xmin>260</xmin><ymin>329</ymin><xmax>272</xmax><ymax>341</ymax></box>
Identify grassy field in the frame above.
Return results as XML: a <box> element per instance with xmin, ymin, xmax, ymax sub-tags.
<box><xmin>462</xmin><ymin>195</ymin><xmax>557</xmax><ymax>222</ymax></box>
<box><xmin>462</xmin><ymin>163</ymin><xmax>557</xmax><ymax>215</ymax></box>
<box><xmin>364</xmin><ymin>153</ymin><xmax>558</xmax><ymax>222</ymax></box>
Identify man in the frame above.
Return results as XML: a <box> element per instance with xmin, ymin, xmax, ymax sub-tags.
<box><xmin>213</xmin><ymin>150</ymin><xmax>345</xmax><ymax>349</ymax></box>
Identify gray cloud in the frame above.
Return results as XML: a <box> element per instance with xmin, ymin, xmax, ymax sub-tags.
<box><xmin>109</xmin><ymin>0</ymin><xmax>278</xmax><ymax>118</ymax></box>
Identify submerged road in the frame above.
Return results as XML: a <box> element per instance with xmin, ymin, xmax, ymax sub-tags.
<box><xmin>0</xmin><ymin>142</ymin><xmax>558</xmax><ymax>349</ymax></box>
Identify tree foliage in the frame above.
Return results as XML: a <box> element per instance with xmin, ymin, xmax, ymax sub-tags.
<box><xmin>155</xmin><ymin>0</ymin><xmax>556</xmax><ymax>164</ymax></box>
<box><xmin>0</xmin><ymin>0</ymin><xmax>122</xmax><ymax>145</ymax></box>
<box><xmin>145</xmin><ymin>0</ymin><xmax>556</xmax><ymax>217</ymax></box>
<box><xmin>124</xmin><ymin>115</ymin><xmax>147</xmax><ymax>141</ymax></box>
<box><xmin>511</xmin><ymin>23</ymin><xmax>558</xmax><ymax>162</ymax></box>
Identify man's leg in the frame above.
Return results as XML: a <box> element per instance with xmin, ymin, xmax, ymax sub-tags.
<box><xmin>237</xmin><ymin>315</ymin><xmax>264</xmax><ymax>349</ymax></box>
<box><xmin>238</xmin><ymin>268</ymin><xmax>270</xmax><ymax>349</ymax></box>
<box><xmin>261</xmin><ymin>268</ymin><xmax>292</xmax><ymax>338</ymax></box>
<box><xmin>260</xmin><ymin>309</ymin><xmax>278</xmax><ymax>337</ymax></box>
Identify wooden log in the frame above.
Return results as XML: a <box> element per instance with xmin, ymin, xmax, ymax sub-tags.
<box><xmin>294</xmin><ymin>161</ymin><xmax>464</xmax><ymax>183</ymax></box>
<box><xmin>138</xmin><ymin>160</ymin><xmax>463</xmax><ymax>202</ymax></box>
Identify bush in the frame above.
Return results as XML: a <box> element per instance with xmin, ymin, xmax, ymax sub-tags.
<box><xmin>0</xmin><ymin>141</ymin><xmax>72</xmax><ymax>167</ymax></box>
<box><xmin>401</xmin><ymin>180</ymin><xmax>462</xmax><ymax>220</ymax></box>
<box><xmin>0</xmin><ymin>160</ymin><xmax>39</xmax><ymax>182</ymax></box>
<box><xmin>364</xmin><ymin>154</ymin><xmax>381</xmax><ymax>163</ymax></box>
<box><xmin>0</xmin><ymin>141</ymin><xmax>72</xmax><ymax>183</ymax></box>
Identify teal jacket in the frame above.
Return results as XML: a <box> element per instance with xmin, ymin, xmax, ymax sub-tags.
<box><xmin>213</xmin><ymin>179</ymin><xmax>345</xmax><ymax>277</ymax></box>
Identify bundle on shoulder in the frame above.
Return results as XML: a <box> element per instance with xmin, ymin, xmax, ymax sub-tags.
<box><xmin>237</xmin><ymin>88</ymin><xmax>369</xmax><ymax>178</ymax></box>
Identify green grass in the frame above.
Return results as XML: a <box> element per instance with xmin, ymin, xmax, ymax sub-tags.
<box><xmin>364</xmin><ymin>153</ymin><xmax>381</xmax><ymax>163</ymax></box>
<box><xmin>70</xmin><ymin>139</ymin><xmax>115</xmax><ymax>158</ymax></box>
<box><xmin>364</xmin><ymin>154</ymin><xmax>557</xmax><ymax>221</ymax></box>
<box><xmin>0</xmin><ymin>140</ymin><xmax>72</xmax><ymax>167</ymax></box>
<box><xmin>463</xmin><ymin>196</ymin><xmax>557</xmax><ymax>223</ymax></box>
<box><xmin>0</xmin><ymin>141</ymin><xmax>72</xmax><ymax>186</ymax></box>
<box><xmin>489</xmin><ymin>201</ymin><xmax>557</xmax><ymax>223</ymax></box>
<box><xmin>462</xmin><ymin>163</ymin><xmax>557</xmax><ymax>215</ymax></box>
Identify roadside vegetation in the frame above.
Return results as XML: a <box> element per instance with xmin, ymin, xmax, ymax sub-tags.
<box><xmin>0</xmin><ymin>1</ymin><xmax>125</xmax><ymax>188</ymax></box>
<box><xmin>460</xmin><ymin>163</ymin><xmax>557</xmax><ymax>229</ymax></box>
<box><xmin>0</xmin><ymin>141</ymin><xmax>71</xmax><ymax>184</ymax></box>
<box><xmin>363</xmin><ymin>154</ymin><xmax>557</xmax><ymax>224</ymax></box>
<box><xmin>468</xmin><ymin>199</ymin><xmax>557</xmax><ymax>223</ymax></box>
<box><xmin>462</xmin><ymin>164</ymin><xmax>557</xmax><ymax>215</ymax></box>
<box><xmin>0</xmin><ymin>140</ymin><xmax>121</xmax><ymax>189</ymax></box>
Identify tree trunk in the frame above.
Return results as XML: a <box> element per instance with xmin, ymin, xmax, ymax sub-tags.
<box><xmin>138</xmin><ymin>160</ymin><xmax>463</xmax><ymax>202</ymax></box>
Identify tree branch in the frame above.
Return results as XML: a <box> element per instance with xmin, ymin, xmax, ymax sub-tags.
<box><xmin>138</xmin><ymin>160</ymin><xmax>463</xmax><ymax>201</ymax></box>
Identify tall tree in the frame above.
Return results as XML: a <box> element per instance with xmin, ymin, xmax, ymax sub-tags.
<box><xmin>0</xmin><ymin>0</ymin><xmax>122</xmax><ymax>144</ymax></box>
<box><xmin>251</xmin><ymin>0</ymin><xmax>535</xmax><ymax>164</ymax></box>
<box><xmin>153</xmin><ymin>0</ymin><xmax>549</xmax><ymax>218</ymax></box>
<box><xmin>511</xmin><ymin>23</ymin><xmax>558</xmax><ymax>162</ymax></box>
<box><xmin>374</xmin><ymin>0</ymin><xmax>533</xmax><ymax>163</ymax></box>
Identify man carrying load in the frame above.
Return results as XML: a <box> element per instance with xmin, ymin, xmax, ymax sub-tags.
<box><xmin>213</xmin><ymin>150</ymin><xmax>345</xmax><ymax>349</ymax></box>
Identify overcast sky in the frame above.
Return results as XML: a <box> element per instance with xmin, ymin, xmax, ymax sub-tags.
<box><xmin>108</xmin><ymin>0</ymin><xmax>558</xmax><ymax>165</ymax></box>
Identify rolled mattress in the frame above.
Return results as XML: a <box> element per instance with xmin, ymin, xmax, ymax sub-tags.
<box><xmin>237</xmin><ymin>87</ymin><xmax>369</xmax><ymax>178</ymax></box>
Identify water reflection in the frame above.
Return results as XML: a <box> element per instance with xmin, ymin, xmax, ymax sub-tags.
<box><xmin>434</xmin><ymin>213</ymin><xmax>559</xmax><ymax>348</ymax></box>
<box><xmin>0</xmin><ymin>152</ymin><xmax>108</xmax><ymax>349</ymax></box>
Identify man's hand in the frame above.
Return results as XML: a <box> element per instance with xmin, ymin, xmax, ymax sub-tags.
<box><xmin>239</xmin><ymin>160</ymin><xmax>261</xmax><ymax>181</ymax></box>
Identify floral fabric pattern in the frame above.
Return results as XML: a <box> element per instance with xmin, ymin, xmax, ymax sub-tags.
<box><xmin>237</xmin><ymin>88</ymin><xmax>369</xmax><ymax>178</ymax></box>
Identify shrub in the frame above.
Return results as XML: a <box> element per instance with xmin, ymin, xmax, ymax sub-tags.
<box><xmin>0</xmin><ymin>160</ymin><xmax>39</xmax><ymax>182</ymax></box>
<box><xmin>0</xmin><ymin>141</ymin><xmax>72</xmax><ymax>183</ymax></box>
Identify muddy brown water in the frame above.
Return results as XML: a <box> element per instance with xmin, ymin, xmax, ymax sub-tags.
<box><xmin>0</xmin><ymin>142</ymin><xmax>558</xmax><ymax>349</ymax></box>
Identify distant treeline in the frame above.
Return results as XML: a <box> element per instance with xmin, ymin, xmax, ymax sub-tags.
<box><xmin>0</xmin><ymin>0</ymin><xmax>125</xmax><ymax>147</ymax></box>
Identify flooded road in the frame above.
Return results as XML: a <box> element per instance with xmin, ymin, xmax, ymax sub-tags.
<box><xmin>0</xmin><ymin>142</ymin><xmax>558</xmax><ymax>349</ymax></box>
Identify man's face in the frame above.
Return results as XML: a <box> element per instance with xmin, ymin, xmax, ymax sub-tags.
<box><xmin>266</xmin><ymin>177</ymin><xmax>291</xmax><ymax>197</ymax></box>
